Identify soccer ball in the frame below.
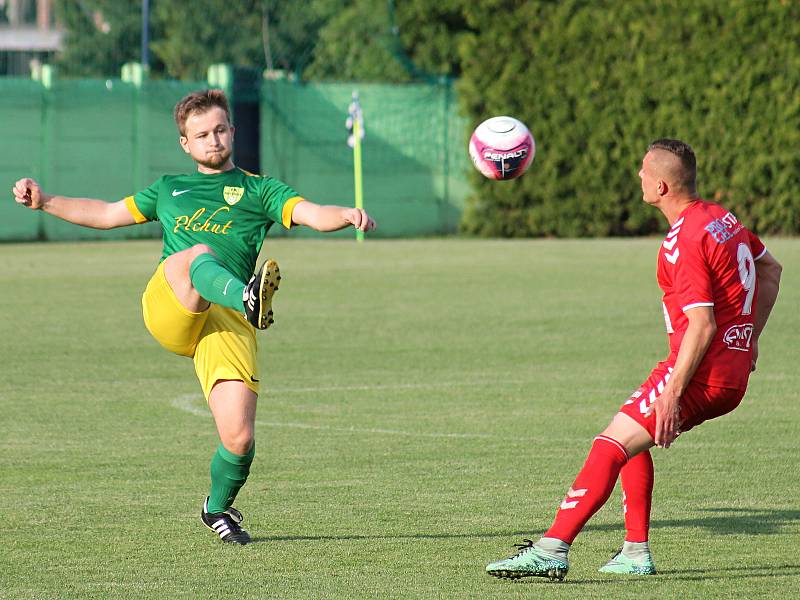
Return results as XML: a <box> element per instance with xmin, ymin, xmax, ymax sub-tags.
<box><xmin>468</xmin><ymin>116</ymin><xmax>535</xmax><ymax>180</ymax></box>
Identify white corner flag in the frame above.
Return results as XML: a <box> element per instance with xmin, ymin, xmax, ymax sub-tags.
<box><xmin>346</xmin><ymin>91</ymin><xmax>365</xmax><ymax>242</ymax></box>
<box><xmin>346</xmin><ymin>91</ymin><xmax>365</xmax><ymax>148</ymax></box>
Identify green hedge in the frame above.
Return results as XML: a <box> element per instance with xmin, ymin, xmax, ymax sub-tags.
<box><xmin>457</xmin><ymin>0</ymin><xmax>800</xmax><ymax>236</ymax></box>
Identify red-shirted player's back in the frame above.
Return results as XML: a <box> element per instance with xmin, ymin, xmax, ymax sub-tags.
<box><xmin>656</xmin><ymin>200</ymin><xmax>765</xmax><ymax>390</ymax></box>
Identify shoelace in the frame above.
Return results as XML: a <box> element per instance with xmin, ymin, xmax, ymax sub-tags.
<box><xmin>508</xmin><ymin>539</ymin><xmax>536</xmax><ymax>558</ymax></box>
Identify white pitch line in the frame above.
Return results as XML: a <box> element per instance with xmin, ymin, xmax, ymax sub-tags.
<box><xmin>170</xmin><ymin>391</ymin><xmax>499</xmax><ymax>440</ymax></box>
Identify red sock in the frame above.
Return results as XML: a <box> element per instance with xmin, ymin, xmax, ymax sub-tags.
<box><xmin>621</xmin><ymin>450</ymin><xmax>654</xmax><ymax>542</ymax></box>
<box><xmin>544</xmin><ymin>435</ymin><xmax>628</xmax><ymax>544</ymax></box>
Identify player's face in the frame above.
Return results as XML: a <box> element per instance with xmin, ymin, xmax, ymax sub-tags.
<box><xmin>639</xmin><ymin>152</ymin><xmax>660</xmax><ymax>205</ymax></box>
<box><xmin>180</xmin><ymin>107</ymin><xmax>235</xmax><ymax>173</ymax></box>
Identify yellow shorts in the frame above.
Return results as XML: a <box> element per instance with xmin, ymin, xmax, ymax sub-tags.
<box><xmin>141</xmin><ymin>261</ymin><xmax>259</xmax><ymax>400</ymax></box>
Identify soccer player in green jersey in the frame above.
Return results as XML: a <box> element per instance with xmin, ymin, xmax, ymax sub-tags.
<box><xmin>12</xmin><ymin>89</ymin><xmax>376</xmax><ymax>544</ymax></box>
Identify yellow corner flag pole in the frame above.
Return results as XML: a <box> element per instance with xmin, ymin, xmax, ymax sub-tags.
<box><xmin>353</xmin><ymin>116</ymin><xmax>364</xmax><ymax>243</ymax></box>
<box><xmin>348</xmin><ymin>91</ymin><xmax>365</xmax><ymax>243</ymax></box>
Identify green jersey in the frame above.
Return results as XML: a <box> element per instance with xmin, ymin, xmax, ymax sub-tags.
<box><xmin>125</xmin><ymin>167</ymin><xmax>303</xmax><ymax>282</ymax></box>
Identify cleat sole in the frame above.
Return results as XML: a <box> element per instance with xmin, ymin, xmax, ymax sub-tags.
<box><xmin>487</xmin><ymin>567</ymin><xmax>567</xmax><ymax>582</ymax></box>
<box><xmin>257</xmin><ymin>260</ymin><xmax>280</xmax><ymax>330</ymax></box>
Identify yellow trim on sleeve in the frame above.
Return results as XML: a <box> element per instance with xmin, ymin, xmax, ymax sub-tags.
<box><xmin>281</xmin><ymin>196</ymin><xmax>305</xmax><ymax>229</ymax></box>
<box><xmin>124</xmin><ymin>195</ymin><xmax>148</xmax><ymax>224</ymax></box>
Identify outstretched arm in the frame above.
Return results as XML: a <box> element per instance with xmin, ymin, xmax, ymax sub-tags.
<box><xmin>751</xmin><ymin>251</ymin><xmax>782</xmax><ymax>371</ymax></box>
<box><xmin>290</xmin><ymin>200</ymin><xmax>376</xmax><ymax>233</ymax></box>
<box><xmin>12</xmin><ymin>177</ymin><xmax>136</xmax><ymax>230</ymax></box>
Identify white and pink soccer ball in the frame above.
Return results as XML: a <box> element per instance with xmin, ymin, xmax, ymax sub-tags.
<box><xmin>468</xmin><ymin>116</ymin><xmax>535</xmax><ymax>180</ymax></box>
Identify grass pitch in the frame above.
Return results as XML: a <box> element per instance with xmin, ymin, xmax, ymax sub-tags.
<box><xmin>1</xmin><ymin>238</ymin><xmax>798</xmax><ymax>599</ymax></box>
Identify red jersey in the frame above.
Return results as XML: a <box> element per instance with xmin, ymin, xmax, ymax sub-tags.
<box><xmin>657</xmin><ymin>200</ymin><xmax>766</xmax><ymax>390</ymax></box>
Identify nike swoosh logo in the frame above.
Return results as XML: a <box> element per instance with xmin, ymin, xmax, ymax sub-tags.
<box><xmin>250</xmin><ymin>376</ymin><xmax>260</xmax><ymax>383</ymax></box>
<box><xmin>172</xmin><ymin>189</ymin><xmax>191</xmax><ymax>197</ymax></box>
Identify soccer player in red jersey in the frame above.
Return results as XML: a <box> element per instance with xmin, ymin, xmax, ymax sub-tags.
<box><xmin>486</xmin><ymin>139</ymin><xmax>782</xmax><ymax>580</ymax></box>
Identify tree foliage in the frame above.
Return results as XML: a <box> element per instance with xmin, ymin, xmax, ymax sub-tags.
<box><xmin>49</xmin><ymin>0</ymin><xmax>800</xmax><ymax>236</ymax></box>
<box><xmin>304</xmin><ymin>0</ymin><xmax>468</xmax><ymax>81</ymax></box>
<box><xmin>263</xmin><ymin>0</ymin><xmax>346</xmax><ymax>75</ymax></box>
<box><xmin>54</xmin><ymin>0</ymin><xmax>145</xmax><ymax>77</ymax></box>
<box><xmin>150</xmin><ymin>0</ymin><xmax>271</xmax><ymax>81</ymax></box>
<box><xmin>53</xmin><ymin>0</ymin><xmax>344</xmax><ymax>80</ymax></box>
<box><xmin>457</xmin><ymin>0</ymin><xmax>800</xmax><ymax>236</ymax></box>
<box><xmin>393</xmin><ymin>0</ymin><xmax>470</xmax><ymax>79</ymax></box>
<box><xmin>303</xmin><ymin>0</ymin><xmax>411</xmax><ymax>82</ymax></box>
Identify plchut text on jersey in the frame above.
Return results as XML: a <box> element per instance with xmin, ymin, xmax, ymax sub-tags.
<box><xmin>173</xmin><ymin>206</ymin><xmax>234</xmax><ymax>235</ymax></box>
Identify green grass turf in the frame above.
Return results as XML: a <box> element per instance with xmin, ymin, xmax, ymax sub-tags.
<box><xmin>1</xmin><ymin>238</ymin><xmax>798</xmax><ymax>599</ymax></box>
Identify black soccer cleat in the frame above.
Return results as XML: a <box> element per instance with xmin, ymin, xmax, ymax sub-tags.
<box><xmin>201</xmin><ymin>497</ymin><xmax>252</xmax><ymax>545</ymax></box>
<box><xmin>243</xmin><ymin>259</ymin><xmax>281</xmax><ymax>330</ymax></box>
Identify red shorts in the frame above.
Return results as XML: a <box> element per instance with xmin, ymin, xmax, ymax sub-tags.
<box><xmin>619</xmin><ymin>361</ymin><xmax>745</xmax><ymax>440</ymax></box>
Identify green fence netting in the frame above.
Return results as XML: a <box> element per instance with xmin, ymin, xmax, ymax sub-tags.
<box><xmin>0</xmin><ymin>79</ymin><xmax>44</xmax><ymax>240</ymax></box>
<box><xmin>0</xmin><ymin>77</ymin><xmax>205</xmax><ymax>242</ymax></box>
<box><xmin>0</xmin><ymin>76</ymin><xmax>470</xmax><ymax>242</ymax></box>
<box><xmin>261</xmin><ymin>79</ymin><xmax>470</xmax><ymax>238</ymax></box>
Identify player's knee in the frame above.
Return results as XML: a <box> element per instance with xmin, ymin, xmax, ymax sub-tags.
<box><xmin>222</xmin><ymin>430</ymin><xmax>254</xmax><ymax>456</ymax></box>
<box><xmin>164</xmin><ymin>243</ymin><xmax>215</xmax><ymax>274</ymax></box>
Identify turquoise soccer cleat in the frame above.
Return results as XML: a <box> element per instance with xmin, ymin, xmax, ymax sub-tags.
<box><xmin>598</xmin><ymin>548</ymin><xmax>656</xmax><ymax>575</ymax></box>
<box><xmin>486</xmin><ymin>539</ymin><xmax>569</xmax><ymax>581</ymax></box>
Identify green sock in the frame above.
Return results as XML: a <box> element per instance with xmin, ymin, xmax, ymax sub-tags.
<box><xmin>207</xmin><ymin>442</ymin><xmax>255</xmax><ymax>513</ymax></box>
<box><xmin>189</xmin><ymin>253</ymin><xmax>246</xmax><ymax>313</ymax></box>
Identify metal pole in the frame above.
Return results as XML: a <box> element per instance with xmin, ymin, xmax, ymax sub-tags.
<box><xmin>141</xmin><ymin>0</ymin><xmax>150</xmax><ymax>68</ymax></box>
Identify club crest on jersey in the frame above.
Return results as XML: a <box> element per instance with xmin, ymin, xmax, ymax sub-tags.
<box><xmin>223</xmin><ymin>186</ymin><xmax>245</xmax><ymax>206</ymax></box>
<box><xmin>723</xmin><ymin>323</ymin><xmax>753</xmax><ymax>351</ymax></box>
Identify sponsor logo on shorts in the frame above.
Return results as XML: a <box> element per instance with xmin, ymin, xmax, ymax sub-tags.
<box><xmin>723</xmin><ymin>323</ymin><xmax>753</xmax><ymax>351</ymax></box>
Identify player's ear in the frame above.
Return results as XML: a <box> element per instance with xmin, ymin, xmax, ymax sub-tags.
<box><xmin>179</xmin><ymin>136</ymin><xmax>190</xmax><ymax>154</ymax></box>
<box><xmin>657</xmin><ymin>179</ymin><xmax>668</xmax><ymax>195</ymax></box>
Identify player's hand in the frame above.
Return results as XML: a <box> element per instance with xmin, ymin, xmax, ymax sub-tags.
<box><xmin>646</xmin><ymin>387</ymin><xmax>681</xmax><ymax>448</ymax></box>
<box><xmin>12</xmin><ymin>178</ymin><xmax>46</xmax><ymax>209</ymax></box>
<box><xmin>343</xmin><ymin>208</ymin><xmax>376</xmax><ymax>232</ymax></box>
<box><xmin>750</xmin><ymin>339</ymin><xmax>759</xmax><ymax>372</ymax></box>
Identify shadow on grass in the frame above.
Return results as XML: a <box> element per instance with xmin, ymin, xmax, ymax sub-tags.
<box><xmin>249</xmin><ymin>530</ymin><xmax>534</xmax><ymax>543</ymax></box>
<box><xmin>585</xmin><ymin>507</ymin><xmax>800</xmax><ymax>536</ymax></box>
<box><xmin>505</xmin><ymin>563</ymin><xmax>800</xmax><ymax>586</ymax></box>
<box><xmin>250</xmin><ymin>507</ymin><xmax>800</xmax><ymax>544</ymax></box>
<box><xmin>248</xmin><ymin>507</ymin><xmax>800</xmax><ymax>582</ymax></box>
